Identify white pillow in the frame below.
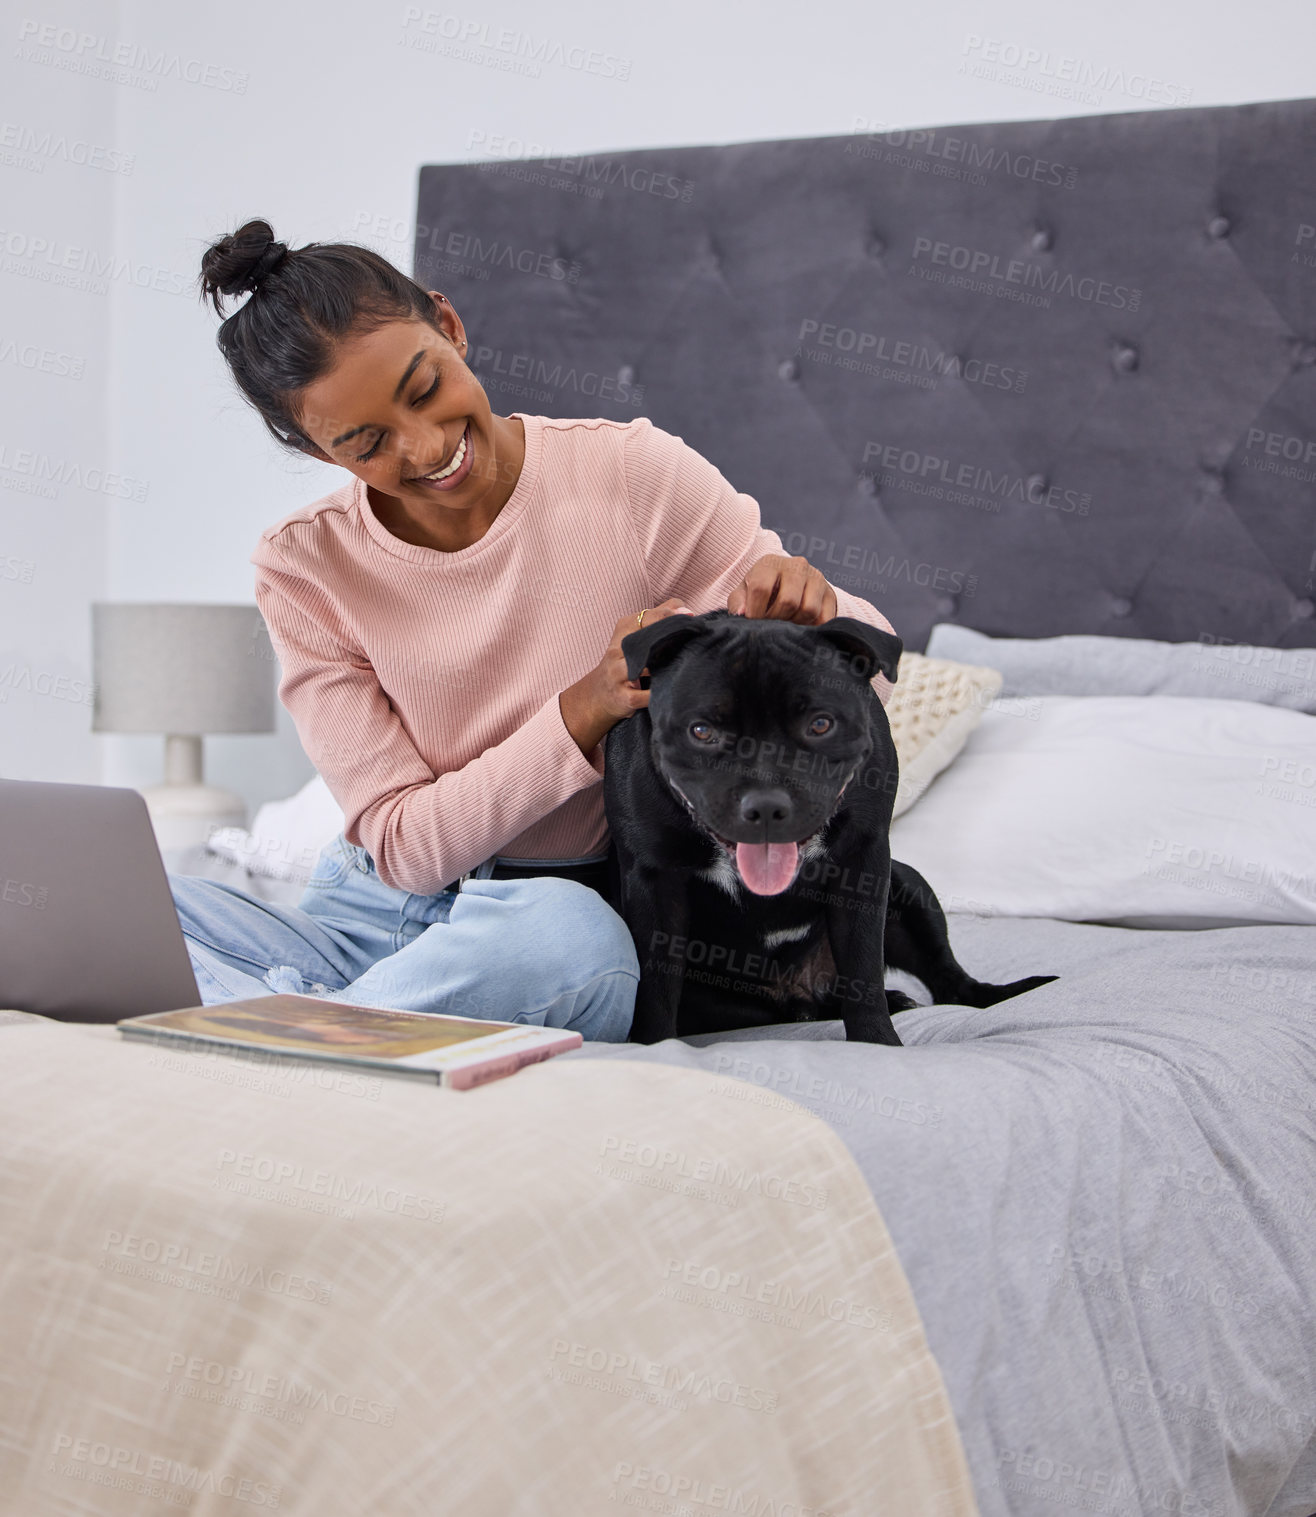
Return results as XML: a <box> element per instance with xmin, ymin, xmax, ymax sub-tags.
<box><xmin>888</xmin><ymin>695</ymin><xmax>1316</xmax><ymax>927</ymax></box>
<box><xmin>924</xmin><ymin>624</ymin><xmax>1316</xmax><ymax>710</ymax></box>
<box><xmin>207</xmin><ymin>774</ymin><xmax>346</xmax><ymax>883</ymax></box>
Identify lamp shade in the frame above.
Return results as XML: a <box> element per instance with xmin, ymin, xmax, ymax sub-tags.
<box><xmin>92</xmin><ymin>603</ymin><xmax>276</xmax><ymax>735</ymax></box>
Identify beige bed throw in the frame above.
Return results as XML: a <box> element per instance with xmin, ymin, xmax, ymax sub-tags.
<box><xmin>0</xmin><ymin>1013</ymin><xmax>978</xmax><ymax>1516</ymax></box>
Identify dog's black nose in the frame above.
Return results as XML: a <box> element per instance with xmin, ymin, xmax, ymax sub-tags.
<box><xmin>738</xmin><ymin>788</ymin><xmax>794</xmax><ymax>828</ymax></box>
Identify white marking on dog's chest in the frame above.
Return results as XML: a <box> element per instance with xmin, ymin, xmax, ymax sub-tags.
<box><xmin>697</xmin><ymin>850</ymin><xmax>743</xmax><ymax>900</ymax></box>
<box><xmin>762</xmin><ymin>923</ymin><xmax>811</xmax><ymax>949</ymax></box>
<box><xmin>799</xmin><ymin>834</ymin><xmax>830</xmax><ymax>866</ymax></box>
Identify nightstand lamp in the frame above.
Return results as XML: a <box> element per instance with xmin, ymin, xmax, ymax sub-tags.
<box><xmin>92</xmin><ymin>603</ymin><xmax>276</xmax><ymax>852</ymax></box>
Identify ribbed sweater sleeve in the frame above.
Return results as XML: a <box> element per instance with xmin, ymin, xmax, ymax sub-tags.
<box><xmin>621</xmin><ymin>417</ymin><xmax>897</xmax><ymax>706</ymax></box>
<box><xmin>252</xmin><ymin>547</ymin><xmax>603</xmax><ymax>895</ymax></box>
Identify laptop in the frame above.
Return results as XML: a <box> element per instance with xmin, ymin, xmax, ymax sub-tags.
<box><xmin>0</xmin><ymin>778</ymin><xmax>201</xmax><ymax>1023</ymax></box>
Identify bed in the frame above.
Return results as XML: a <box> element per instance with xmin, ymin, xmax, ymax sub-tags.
<box><xmin>3</xmin><ymin>97</ymin><xmax>1315</xmax><ymax>1516</ymax></box>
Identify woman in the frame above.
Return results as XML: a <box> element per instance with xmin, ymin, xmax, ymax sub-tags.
<box><xmin>169</xmin><ymin>218</ymin><xmax>898</xmax><ymax>1042</ymax></box>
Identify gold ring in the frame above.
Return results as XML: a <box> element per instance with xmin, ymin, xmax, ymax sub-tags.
<box><xmin>636</xmin><ymin>609</ymin><xmax>646</xmax><ymax>629</ymax></box>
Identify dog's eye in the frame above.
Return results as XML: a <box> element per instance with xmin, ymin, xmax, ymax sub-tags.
<box><xmin>808</xmin><ymin>715</ymin><xmax>834</xmax><ymax>736</ymax></box>
<box><xmin>689</xmin><ymin>722</ymin><xmax>717</xmax><ymax>742</ymax></box>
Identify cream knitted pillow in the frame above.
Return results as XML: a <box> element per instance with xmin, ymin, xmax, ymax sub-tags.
<box><xmin>884</xmin><ymin>651</ymin><xmax>1003</xmax><ymax>818</ymax></box>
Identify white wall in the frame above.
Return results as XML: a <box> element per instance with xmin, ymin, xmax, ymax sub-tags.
<box><xmin>0</xmin><ymin>0</ymin><xmax>116</xmax><ymax>783</ymax></box>
<box><xmin>6</xmin><ymin>0</ymin><xmax>1316</xmax><ymax>816</ymax></box>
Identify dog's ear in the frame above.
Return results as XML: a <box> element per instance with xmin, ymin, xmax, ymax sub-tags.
<box><xmin>814</xmin><ymin>618</ymin><xmax>903</xmax><ymax>685</ymax></box>
<box><xmin>619</xmin><ymin>614</ymin><xmax>708</xmax><ymax>683</ymax></box>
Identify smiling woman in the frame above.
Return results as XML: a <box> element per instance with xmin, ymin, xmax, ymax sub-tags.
<box><xmin>165</xmin><ymin>217</ymin><xmax>899</xmax><ymax>1034</ymax></box>
<box><xmin>295</xmin><ymin>318</ymin><xmax>508</xmax><ymax>552</ymax></box>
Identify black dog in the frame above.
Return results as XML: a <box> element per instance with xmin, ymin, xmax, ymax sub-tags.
<box><xmin>603</xmin><ymin>609</ymin><xmax>1056</xmax><ymax>1045</ymax></box>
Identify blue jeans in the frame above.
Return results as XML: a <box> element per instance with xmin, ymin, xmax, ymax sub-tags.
<box><xmin>167</xmin><ymin>833</ymin><xmax>638</xmax><ymax>1043</ymax></box>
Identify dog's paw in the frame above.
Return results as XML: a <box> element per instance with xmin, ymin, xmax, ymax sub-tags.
<box><xmin>841</xmin><ymin>1012</ymin><xmax>903</xmax><ymax>1046</ymax></box>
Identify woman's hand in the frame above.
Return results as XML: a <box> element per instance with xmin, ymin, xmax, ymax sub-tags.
<box><xmin>727</xmin><ymin>554</ymin><xmax>837</xmax><ymax>625</ymax></box>
<box><xmin>559</xmin><ymin>598</ymin><xmax>693</xmax><ymax>756</ymax></box>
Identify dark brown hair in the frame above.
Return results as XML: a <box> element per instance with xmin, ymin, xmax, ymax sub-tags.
<box><xmin>198</xmin><ymin>218</ymin><xmax>443</xmax><ymax>454</ymax></box>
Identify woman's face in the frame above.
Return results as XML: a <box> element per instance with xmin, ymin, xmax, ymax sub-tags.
<box><xmin>294</xmin><ymin>293</ymin><xmax>515</xmax><ymax>516</ymax></box>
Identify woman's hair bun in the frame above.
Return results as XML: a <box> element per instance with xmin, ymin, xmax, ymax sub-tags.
<box><xmin>199</xmin><ymin>218</ymin><xmax>290</xmax><ymax>312</ymax></box>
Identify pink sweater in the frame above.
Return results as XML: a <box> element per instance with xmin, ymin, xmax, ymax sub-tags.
<box><xmin>251</xmin><ymin>414</ymin><xmax>898</xmax><ymax>895</ymax></box>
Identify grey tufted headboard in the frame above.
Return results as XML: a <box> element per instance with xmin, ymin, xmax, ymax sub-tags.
<box><xmin>416</xmin><ymin>99</ymin><xmax>1316</xmax><ymax>652</ymax></box>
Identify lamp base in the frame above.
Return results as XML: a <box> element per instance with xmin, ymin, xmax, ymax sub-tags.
<box><xmin>142</xmin><ymin>782</ymin><xmax>248</xmax><ymax>855</ymax></box>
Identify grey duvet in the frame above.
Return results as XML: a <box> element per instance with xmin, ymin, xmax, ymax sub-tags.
<box><xmin>570</xmin><ymin>913</ymin><xmax>1316</xmax><ymax>1517</ymax></box>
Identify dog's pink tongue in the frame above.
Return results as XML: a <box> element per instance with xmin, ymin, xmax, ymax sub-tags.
<box><xmin>735</xmin><ymin>841</ymin><xmax>799</xmax><ymax>896</ymax></box>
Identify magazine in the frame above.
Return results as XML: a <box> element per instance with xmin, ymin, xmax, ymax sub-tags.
<box><xmin>117</xmin><ymin>994</ymin><xmax>582</xmax><ymax>1089</ymax></box>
